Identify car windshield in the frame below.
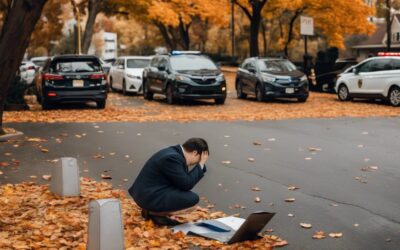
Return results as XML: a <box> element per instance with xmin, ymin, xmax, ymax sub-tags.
<box><xmin>333</xmin><ymin>62</ymin><xmax>356</xmax><ymax>71</ymax></box>
<box><xmin>51</xmin><ymin>59</ymin><xmax>101</xmax><ymax>73</ymax></box>
<box><xmin>170</xmin><ymin>55</ymin><xmax>218</xmax><ymax>71</ymax></box>
<box><xmin>258</xmin><ymin>60</ymin><xmax>297</xmax><ymax>72</ymax></box>
<box><xmin>127</xmin><ymin>59</ymin><xmax>151</xmax><ymax>69</ymax></box>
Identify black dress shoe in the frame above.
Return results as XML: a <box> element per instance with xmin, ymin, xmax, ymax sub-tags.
<box><xmin>149</xmin><ymin>215</ymin><xmax>182</xmax><ymax>226</ymax></box>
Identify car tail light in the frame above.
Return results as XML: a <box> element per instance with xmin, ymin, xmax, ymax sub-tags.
<box><xmin>90</xmin><ymin>74</ymin><xmax>106</xmax><ymax>80</ymax></box>
<box><xmin>48</xmin><ymin>92</ymin><xmax>57</xmax><ymax>97</ymax></box>
<box><xmin>44</xmin><ymin>73</ymin><xmax>64</xmax><ymax>81</ymax></box>
<box><xmin>27</xmin><ymin>66</ymin><xmax>35</xmax><ymax>70</ymax></box>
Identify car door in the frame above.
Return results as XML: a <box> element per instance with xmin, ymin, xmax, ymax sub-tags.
<box><xmin>147</xmin><ymin>57</ymin><xmax>160</xmax><ymax>92</ymax></box>
<box><xmin>241</xmin><ymin>61</ymin><xmax>255</xmax><ymax>94</ymax></box>
<box><xmin>348</xmin><ymin>60</ymin><xmax>374</xmax><ymax>94</ymax></box>
<box><xmin>117</xmin><ymin>59</ymin><xmax>126</xmax><ymax>89</ymax></box>
<box><xmin>245</xmin><ymin>61</ymin><xmax>258</xmax><ymax>94</ymax></box>
<box><xmin>361</xmin><ymin>58</ymin><xmax>392</xmax><ymax>94</ymax></box>
<box><xmin>154</xmin><ymin>57</ymin><xmax>168</xmax><ymax>92</ymax></box>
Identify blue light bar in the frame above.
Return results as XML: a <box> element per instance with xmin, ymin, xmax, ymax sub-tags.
<box><xmin>170</xmin><ymin>50</ymin><xmax>202</xmax><ymax>55</ymax></box>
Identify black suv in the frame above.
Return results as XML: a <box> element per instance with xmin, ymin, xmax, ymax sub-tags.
<box><xmin>142</xmin><ymin>51</ymin><xmax>227</xmax><ymax>104</ymax></box>
<box><xmin>35</xmin><ymin>55</ymin><xmax>107</xmax><ymax>109</ymax></box>
<box><xmin>314</xmin><ymin>58</ymin><xmax>357</xmax><ymax>92</ymax></box>
<box><xmin>236</xmin><ymin>57</ymin><xmax>309</xmax><ymax>102</ymax></box>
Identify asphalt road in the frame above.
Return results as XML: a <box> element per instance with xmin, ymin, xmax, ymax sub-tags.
<box><xmin>1</xmin><ymin>118</ymin><xmax>400</xmax><ymax>250</ymax></box>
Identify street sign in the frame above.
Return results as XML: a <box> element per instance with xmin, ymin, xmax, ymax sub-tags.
<box><xmin>301</xmin><ymin>16</ymin><xmax>314</xmax><ymax>36</ymax></box>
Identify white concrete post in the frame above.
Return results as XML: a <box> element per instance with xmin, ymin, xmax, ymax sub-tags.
<box><xmin>87</xmin><ymin>199</ymin><xmax>125</xmax><ymax>250</ymax></box>
<box><xmin>50</xmin><ymin>157</ymin><xmax>80</xmax><ymax>196</ymax></box>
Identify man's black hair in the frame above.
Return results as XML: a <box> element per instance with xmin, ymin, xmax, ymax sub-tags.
<box><xmin>182</xmin><ymin>138</ymin><xmax>209</xmax><ymax>155</ymax></box>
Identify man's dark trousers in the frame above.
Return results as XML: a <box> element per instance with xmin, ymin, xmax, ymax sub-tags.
<box><xmin>129</xmin><ymin>145</ymin><xmax>206</xmax><ymax>212</ymax></box>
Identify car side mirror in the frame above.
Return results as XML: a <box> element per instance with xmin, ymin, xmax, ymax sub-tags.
<box><xmin>352</xmin><ymin>67</ymin><xmax>359</xmax><ymax>75</ymax></box>
<box><xmin>158</xmin><ymin>65</ymin><xmax>166</xmax><ymax>71</ymax></box>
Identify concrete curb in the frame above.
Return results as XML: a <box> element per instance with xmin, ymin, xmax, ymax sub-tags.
<box><xmin>0</xmin><ymin>131</ymin><xmax>24</xmax><ymax>142</ymax></box>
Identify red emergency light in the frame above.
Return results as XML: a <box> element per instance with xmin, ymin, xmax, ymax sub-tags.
<box><xmin>377</xmin><ymin>52</ymin><xmax>400</xmax><ymax>56</ymax></box>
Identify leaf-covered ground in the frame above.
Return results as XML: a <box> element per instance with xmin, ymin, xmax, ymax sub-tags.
<box><xmin>0</xmin><ymin>178</ymin><xmax>287</xmax><ymax>249</ymax></box>
<box><xmin>4</xmin><ymin>71</ymin><xmax>399</xmax><ymax>123</ymax></box>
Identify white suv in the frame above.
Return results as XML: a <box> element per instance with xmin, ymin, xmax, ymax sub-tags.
<box><xmin>335</xmin><ymin>56</ymin><xmax>400</xmax><ymax>106</ymax></box>
<box><xmin>109</xmin><ymin>56</ymin><xmax>152</xmax><ymax>95</ymax></box>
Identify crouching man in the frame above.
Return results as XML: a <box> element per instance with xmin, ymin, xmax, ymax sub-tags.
<box><xmin>129</xmin><ymin>138</ymin><xmax>209</xmax><ymax>226</ymax></box>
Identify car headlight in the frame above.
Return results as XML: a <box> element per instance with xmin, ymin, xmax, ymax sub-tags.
<box><xmin>175</xmin><ymin>75</ymin><xmax>190</xmax><ymax>81</ymax></box>
<box><xmin>216</xmin><ymin>73</ymin><xmax>225</xmax><ymax>81</ymax></box>
<box><xmin>300</xmin><ymin>75</ymin><xmax>307</xmax><ymax>82</ymax></box>
<box><xmin>262</xmin><ymin>74</ymin><xmax>276</xmax><ymax>83</ymax></box>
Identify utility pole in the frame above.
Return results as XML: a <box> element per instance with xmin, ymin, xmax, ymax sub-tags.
<box><xmin>71</xmin><ymin>0</ymin><xmax>82</xmax><ymax>55</ymax></box>
<box><xmin>231</xmin><ymin>0</ymin><xmax>235</xmax><ymax>57</ymax></box>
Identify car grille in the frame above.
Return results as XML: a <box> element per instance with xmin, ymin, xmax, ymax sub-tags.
<box><xmin>190</xmin><ymin>77</ymin><xmax>216</xmax><ymax>85</ymax></box>
<box><xmin>276</xmin><ymin>77</ymin><xmax>301</xmax><ymax>86</ymax></box>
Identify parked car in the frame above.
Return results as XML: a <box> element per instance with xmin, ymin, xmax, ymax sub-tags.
<box><xmin>314</xmin><ymin>58</ymin><xmax>357</xmax><ymax>92</ymax></box>
<box><xmin>335</xmin><ymin>54</ymin><xmax>400</xmax><ymax>106</ymax></box>
<box><xmin>109</xmin><ymin>56</ymin><xmax>152</xmax><ymax>95</ymax></box>
<box><xmin>35</xmin><ymin>54</ymin><xmax>107</xmax><ymax>109</ymax></box>
<box><xmin>30</xmin><ymin>56</ymin><xmax>51</xmax><ymax>70</ymax></box>
<box><xmin>235</xmin><ymin>57</ymin><xmax>309</xmax><ymax>102</ymax></box>
<box><xmin>19</xmin><ymin>61</ymin><xmax>36</xmax><ymax>84</ymax></box>
<box><xmin>142</xmin><ymin>51</ymin><xmax>227</xmax><ymax>104</ymax></box>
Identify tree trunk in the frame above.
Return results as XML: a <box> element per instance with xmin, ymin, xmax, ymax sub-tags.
<box><xmin>249</xmin><ymin>11</ymin><xmax>261</xmax><ymax>57</ymax></box>
<box><xmin>261</xmin><ymin>20</ymin><xmax>267</xmax><ymax>57</ymax></box>
<box><xmin>284</xmin><ymin>9</ymin><xmax>303</xmax><ymax>57</ymax></box>
<box><xmin>178</xmin><ymin>18</ymin><xmax>191</xmax><ymax>50</ymax></box>
<box><xmin>386</xmin><ymin>0</ymin><xmax>392</xmax><ymax>52</ymax></box>
<box><xmin>82</xmin><ymin>0</ymin><xmax>102</xmax><ymax>54</ymax></box>
<box><xmin>234</xmin><ymin>0</ymin><xmax>268</xmax><ymax>57</ymax></box>
<box><xmin>0</xmin><ymin>0</ymin><xmax>48</xmax><ymax>135</ymax></box>
<box><xmin>154</xmin><ymin>21</ymin><xmax>176</xmax><ymax>50</ymax></box>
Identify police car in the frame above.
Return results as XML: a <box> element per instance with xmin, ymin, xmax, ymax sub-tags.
<box><xmin>335</xmin><ymin>52</ymin><xmax>400</xmax><ymax>106</ymax></box>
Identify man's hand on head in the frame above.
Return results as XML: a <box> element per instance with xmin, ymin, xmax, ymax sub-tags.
<box><xmin>199</xmin><ymin>151</ymin><xmax>209</xmax><ymax>169</ymax></box>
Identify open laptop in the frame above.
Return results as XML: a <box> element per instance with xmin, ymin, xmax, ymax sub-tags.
<box><xmin>189</xmin><ymin>211</ymin><xmax>275</xmax><ymax>244</ymax></box>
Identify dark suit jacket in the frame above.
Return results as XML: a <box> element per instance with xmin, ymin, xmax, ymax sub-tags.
<box><xmin>129</xmin><ymin>145</ymin><xmax>206</xmax><ymax>211</ymax></box>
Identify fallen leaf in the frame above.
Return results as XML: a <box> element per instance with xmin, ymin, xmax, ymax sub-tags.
<box><xmin>123</xmin><ymin>179</ymin><xmax>129</xmax><ymax>182</ymax></box>
<box><xmin>288</xmin><ymin>186</ymin><xmax>299</xmax><ymax>191</ymax></box>
<box><xmin>30</xmin><ymin>175</ymin><xmax>37</xmax><ymax>179</ymax></box>
<box><xmin>251</xmin><ymin>187</ymin><xmax>262</xmax><ymax>191</ymax></box>
<box><xmin>267</xmin><ymin>138</ymin><xmax>276</xmax><ymax>142</ymax></box>
<box><xmin>0</xmin><ymin>171</ymin><xmax>3</xmax><ymax>175</ymax></box>
<box><xmin>285</xmin><ymin>198</ymin><xmax>296</xmax><ymax>202</ymax></box>
<box><xmin>221</xmin><ymin>160</ymin><xmax>231</xmax><ymax>165</ymax></box>
<box><xmin>0</xmin><ymin>162</ymin><xmax>9</xmax><ymax>167</ymax></box>
<box><xmin>42</xmin><ymin>175</ymin><xmax>51</xmax><ymax>181</ymax></box>
<box><xmin>109</xmin><ymin>152</ymin><xmax>116</xmax><ymax>156</ymax></box>
<box><xmin>248</xmin><ymin>157</ymin><xmax>255</xmax><ymax>162</ymax></box>
<box><xmin>330</xmin><ymin>203</ymin><xmax>339</xmax><ymax>207</ymax></box>
<box><xmin>224</xmin><ymin>135</ymin><xmax>230</xmax><ymax>138</ymax></box>
<box><xmin>253</xmin><ymin>141</ymin><xmax>262</xmax><ymax>146</ymax></box>
<box><xmin>255</xmin><ymin>197</ymin><xmax>261</xmax><ymax>203</ymax></box>
<box><xmin>4</xmin><ymin>153</ymin><xmax>12</xmax><ymax>156</ymax></box>
<box><xmin>308</xmin><ymin>147</ymin><xmax>321</xmax><ymax>152</ymax></box>
<box><xmin>83</xmin><ymin>169</ymin><xmax>89</xmax><ymax>173</ymax></box>
<box><xmin>27</xmin><ymin>137</ymin><xmax>46</xmax><ymax>142</ymax></box>
<box><xmin>304</xmin><ymin>157</ymin><xmax>312</xmax><ymax>160</ymax></box>
<box><xmin>313</xmin><ymin>231</ymin><xmax>326</xmax><ymax>239</ymax></box>
<box><xmin>101</xmin><ymin>174</ymin><xmax>112</xmax><ymax>179</ymax></box>
<box><xmin>92</xmin><ymin>154</ymin><xmax>105</xmax><ymax>159</ymax></box>
<box><xmin>357</xmin><ymin>145</ymin><xmax>364</xmax><ymax>148</ymax></box>
<box><xmin>40</xmin><ymin>148</ymin><xmax>49</xmax><ymax>153</ymax></box>
<box><xmin>300</xmin><ymin>223</ymin><xmax>312</xmax><ymax>229</ymax></box>
<box><xmin>369</xmin><ymin>166</ymin><xmax>379</xmax><ymax>170</ymax></box>
<box><xmin>354</xmin><ymin>224</ymin><xmax>359</xmax><ymax>227</ymax></box>
<box><xmin>288</xmin><ymin>213</ymin><xmax>294</xmax><ymax>217</ymax></box>
<box><xmin>75</xmin><ymin>134</ymin><xmax>82</xmax><ymax>138</ymax></box>
<box><xmin>329</xmin><ymin>232</ymin><xmax>343</xmax><ymax>238</ymax></box>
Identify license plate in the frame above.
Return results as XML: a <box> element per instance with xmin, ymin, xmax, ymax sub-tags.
<box><xmin>73</xmin><ymin>80</ymin><xmax>84</xmax><ymax>87</ymax></box>
<box><xmin>285</xmin><ymin>88</ymin><xmax>294</xmax><ymax>94</ymax></box>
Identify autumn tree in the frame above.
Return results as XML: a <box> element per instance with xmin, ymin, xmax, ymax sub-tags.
<box><xmin>75</xmin><ymin>0</ymin><xmax>149</xmax><ymax>54</ymax></box>
<box><xmin>376</xmin><ymin>0</ymin><xmax>400</xmax><ymax>51</ymax></box>
<box><xmin>265</xmin><ymin>0</ymin><xmax>375</xmax><ymax>57</ymax></box>
<box><xmin>147</xmin><ymin>0</ymin><xmax>229</xmax><ymax>50</ymax></box>
<box><xmin>0</xmin><ymin>0</ymin><xmax>48</xmax><ymax>135</ymax></box>
<box><xmin>233</xmin><ymin>0</ymin><xmax>269</xmax><ymax>57</ymax></box>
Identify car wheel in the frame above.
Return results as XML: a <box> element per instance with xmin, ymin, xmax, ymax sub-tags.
<box><xmin>388</xmin><ymin>86</ymin><xmax>400</xmax><ymax>107</ymax></box>
<box><xmin>338</xmin><ymin>84</ymin><xmax>351</xmax><ymax>101</ymax></box>
<box><xmin>143</xmin><ymin>79</ymin><xmax>153</xmax><ymax>100</ymax></box>
<box><xmin>96</xmin><ymin>100</ymin><xmax>106</xmax><ymax>109</ymax></box>
<box><xmin>298</xmin><ymin>97</ymin><xmax>308</xmax><ymax>103</ymax></box>
<box><xmin>166</xmin><ymin>84</ymin><xmax>176</xmax><ymax>104</ymax></box>
<box><xmin>236</xmin><ymin>81</ymin><xmax>247</xmax><ymax>99</ymax></box>
<box><xmin>122</xmin><ymin>80</ymin><xmax>127</xmax><ymax>96</ymax></box>
<box><xmin>256</xmin><ymin>84</ymin><xmax>265</xmax><ymax>102</ymax></box>
<box><xmin>215</xmin><ymin>97</ymin><xmax>226</xmax><ymax>105</ymax></box>
<box><xmin>110</xmin><ymin>77</ymin><xmax>116</xmax><ymax>92</ymax></box>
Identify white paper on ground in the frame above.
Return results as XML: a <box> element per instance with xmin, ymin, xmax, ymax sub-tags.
<box><xmin>172</xmin><ymin>216</ymin><xmax>245</xmax><ymax>235</ymax></box>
